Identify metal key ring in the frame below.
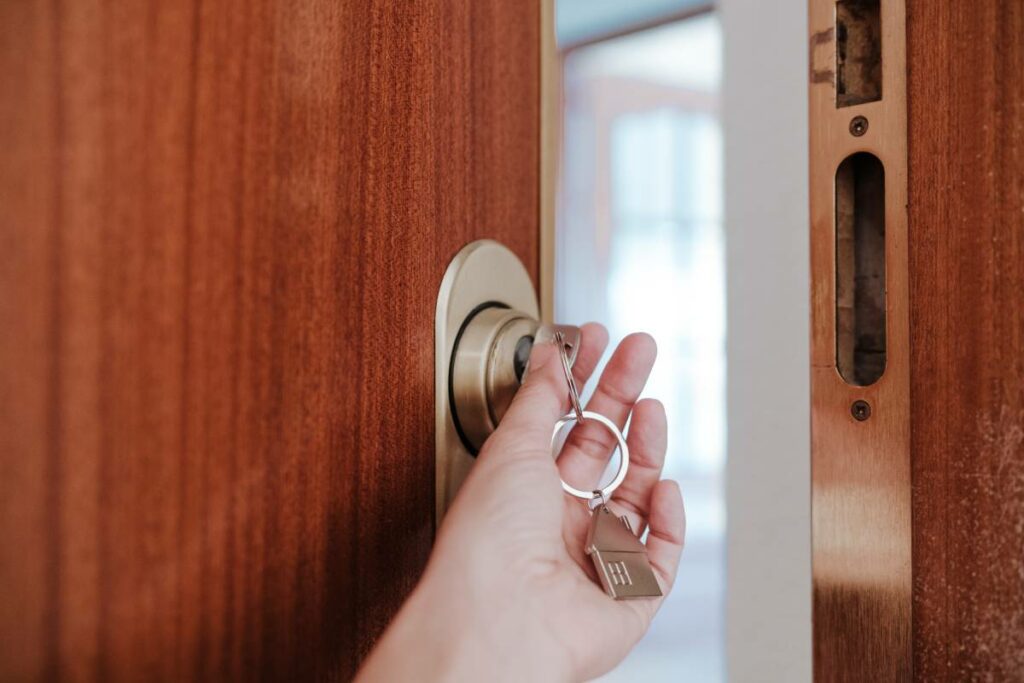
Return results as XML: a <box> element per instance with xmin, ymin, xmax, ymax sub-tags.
<box><xmin>551</xmin><ymin>411</ymin><xmax>629</xmax><ymax>500</ymax></box>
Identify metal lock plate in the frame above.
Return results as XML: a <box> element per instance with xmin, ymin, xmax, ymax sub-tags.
<box><xmin>435</xmin><ymin>240</ymin><xmax>578</xmax><ymax>522</ymax></box>
<box><xmin>435</xmin><ymin>241</ymin><xmax>539</xmax><ymax>521</ymax></box>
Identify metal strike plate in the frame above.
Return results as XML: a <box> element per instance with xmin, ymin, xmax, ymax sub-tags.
<box><xmin>435</xmin><ymin>240</ymin><xmax>539</xmax><ymax>523</ymax></box>
<box><xmin>809</xmin><ymin>0</ymin><xmax>910</xmax><ymax>678</ymax></box>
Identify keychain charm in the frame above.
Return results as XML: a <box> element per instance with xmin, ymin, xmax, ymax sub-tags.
<box><xmin>549</xmin><ymin>335</ymin><xmax>663</xmax><ymax>600</ymax></box>
<box><xmin>586</xmin><ymin>502</ymin><xmax>663</xmax><ymax>599</ymax></box>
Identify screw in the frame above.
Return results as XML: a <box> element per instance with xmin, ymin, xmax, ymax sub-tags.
<box><xmin>849</xmin><ymin>115</ymin><xmax>869</xmax><ymax>137</ymax></box>
<box><xmin>851</xmin><ymin>400</ymin><xmax>871</xmax><ymax>421</ymax></box>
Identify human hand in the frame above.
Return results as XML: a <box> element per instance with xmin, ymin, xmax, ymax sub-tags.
<box><xmin>357</xmin><ymin>325</ymin><xmax>686</xmax><ymax>682</ymax></box>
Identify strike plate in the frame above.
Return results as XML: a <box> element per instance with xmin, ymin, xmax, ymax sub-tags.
<box><xmin>809</xmin><ymin>0</ymin><xmax>911</xmax><ymax>679</ymax></box>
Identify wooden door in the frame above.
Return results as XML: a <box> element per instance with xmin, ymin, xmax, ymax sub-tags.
<box><xmin>908</xmin><ymin>2</ymin><xmax>1024</xmax><ymax>678</ymax></box>
<box><xmin>0</xmin><ymin>1</ymin><xmax>539</xmax><ymax>679</ymax></box>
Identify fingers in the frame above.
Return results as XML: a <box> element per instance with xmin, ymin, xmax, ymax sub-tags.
<box><xmin>483</xmin><ymin>323</ymin><xmax>608</xmax><ymax>461</ymax></box>
<box><xmin>615</xmin><ymin>480</ymin><xmax>685</xmax><ymax>629</ymax></box>
<box><xmin>569</xmin><ymin>323</ymin><xmax>609</xmax><ymax>392</ymax></box>
<box><xmin>644</xmin><ymin>480</ymin><xmax>686</xmax><ymax>594</ymax></box>
<box><xmin>610</xmin><ymin>398</ymin><xmax>668</xmax><ymax>534</ymax></box>
<box><xmin>556</xmin><ymin>333</ymin><xmax>657</xmax><ymax>491</ymax></box>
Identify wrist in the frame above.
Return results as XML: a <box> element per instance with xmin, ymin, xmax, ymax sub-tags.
<box><xmin>358</xmin><ymin>558</ymin><xmax>573</xmax><ymax>682</ymax></box>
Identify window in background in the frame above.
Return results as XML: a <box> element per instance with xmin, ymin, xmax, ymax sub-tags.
<box><xmin>557</xmin><ymin>14</ymin><xmax>724</xmax><ymax>682</ymax></box>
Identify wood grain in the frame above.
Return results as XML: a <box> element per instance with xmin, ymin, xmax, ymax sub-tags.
<box><xmin>0</xmin><ymin>1</ymin><xmax>538</xmax><ymax>679</ymax></box>
<box><xmin>908</xmin><ymin>1</ymin><xmax>1024</xmax><ymax>679</ymax></box>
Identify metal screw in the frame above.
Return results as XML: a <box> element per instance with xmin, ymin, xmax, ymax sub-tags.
<box><xmin>849</xmin><ymin>115</ymin><xmax>869</xmax><ymax>137</ymax></box>
<box><xmin>851</xmin><ymin>400</ymin><xmax>871</xmax><ymax>421</ymax></box>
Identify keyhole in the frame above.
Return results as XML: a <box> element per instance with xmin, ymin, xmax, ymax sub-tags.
<box><xmin>513</xmin><ymin>335</ymin><xmax>533</xmax><ymax>382</ymax></box>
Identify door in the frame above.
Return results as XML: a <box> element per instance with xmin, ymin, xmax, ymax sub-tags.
<box><xmin>0</xmin><ymin>2</ymin><xmax>539</xmax><ymax>679</ymax></box>
<box><xmin>907</xmin><ymin>2</ymin><xmax>1024</xmax><ymax>678</ymax></box>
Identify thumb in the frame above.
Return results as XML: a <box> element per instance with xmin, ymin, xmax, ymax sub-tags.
<box><xmin>479</xmin><ymin>339</ymin><xmax>570</xmax><ymax>460</ymax></box>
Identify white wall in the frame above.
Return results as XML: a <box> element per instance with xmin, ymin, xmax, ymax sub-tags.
<box><xmin>721</xmin><ymin>0</ymin><xmax>812</xmax><ymax>681</ymax></box>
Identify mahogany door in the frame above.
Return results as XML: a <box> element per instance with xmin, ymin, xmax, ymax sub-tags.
<box><xmin>0</xmin><ymin>1</ymin><xmax>539</xmax><ymax>679</ymax></box>
<box><xmin>908</xmin><ymin>2</ymin><xmax>1024</xmax><ymax>678</ymax></box>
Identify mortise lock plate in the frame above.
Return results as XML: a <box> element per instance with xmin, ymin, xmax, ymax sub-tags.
<box><xmin>435</xmin><ymin>240</ymin><xmax>577</xmax><ymax>523</ymax></box>
<box><xmin>808</xmin><ymin>0</ymin><xmax>910</xmax><ymax>678</ymax></box>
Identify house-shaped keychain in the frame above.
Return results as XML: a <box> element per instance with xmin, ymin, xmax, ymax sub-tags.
<box><xmin>585</xmin><ymin>505</ymin><xmax>663</xmax><ymax>599</ymax></box>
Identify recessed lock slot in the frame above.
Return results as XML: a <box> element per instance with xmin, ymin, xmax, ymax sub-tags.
<box><xmin>835</xmin><ymin>152</ymin><xmax>886</xmax><ymax>386</ymax></box>
<box><xmin>836</xmin><ymin>0</ymin><xmax>882</xmax><ymax>107</ymax></box>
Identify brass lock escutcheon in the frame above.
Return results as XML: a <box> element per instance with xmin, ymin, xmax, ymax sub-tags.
<box><xmin>435</xmin><ymin>240</ymin><xmax>579</xmax><ymax>520</ymax></box>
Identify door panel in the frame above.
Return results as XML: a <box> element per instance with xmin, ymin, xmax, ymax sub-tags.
<box><xmin>908</xmin><ymin>2</ymin><xmax>1024</xmax><ymax>678</ymax></box>
<box><xmin>0</xmin><ymin>1</ymin><xmax>538</xmax><ymax>679</ymax></box>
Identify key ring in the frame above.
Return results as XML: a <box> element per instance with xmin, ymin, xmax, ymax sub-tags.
<box><xmin>554</xmin><ymin>331</ymin><xmax>585</xmax><ymax>423</ymax></box>
<box><xmin>551</xmin><ymin>410</ymin><xmax>630</xmax><ymax>501</ymax></box>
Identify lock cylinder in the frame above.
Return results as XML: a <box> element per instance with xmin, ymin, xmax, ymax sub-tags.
<box><xmin>450</xmin><ymin>305</ymin><xmax>582</xmax><ymax>454</ymax></box>
<box><xmin>450</xmin><ymin>306</ymin><xmax>539</xmax><ymax>453</ymax></box>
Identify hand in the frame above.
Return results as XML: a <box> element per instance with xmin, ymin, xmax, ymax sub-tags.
<box><xmin>357</xmin><ymin>325</ymin><xmax>686</xmax><ymax>682</ymax></box>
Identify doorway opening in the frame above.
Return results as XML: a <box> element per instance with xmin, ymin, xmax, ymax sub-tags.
<box><xmin>556</xmin><ymin>8</ymin><xmax>724</xmax><ymax>681</ymax></box>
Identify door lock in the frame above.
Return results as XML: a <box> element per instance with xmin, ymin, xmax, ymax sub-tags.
<box><xmin>435</xmin><ymin>240</ymin><xmax>578</xmax><ymax>521</ymax></box>
<box><xmin>451</xmin><ymin>306</ymin><xmax>579</xmax><ymax>454</ymax></box>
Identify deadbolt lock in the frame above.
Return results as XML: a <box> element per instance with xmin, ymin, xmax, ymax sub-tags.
<box><xmin>451</xmin><ymin>307</ymin><xmax>579</xmax><ymax>454</ymax></box>
<box><xmin>435</xmin><ymin>240</ymin><xmax>579</xmax><ymax>520</ymax></box>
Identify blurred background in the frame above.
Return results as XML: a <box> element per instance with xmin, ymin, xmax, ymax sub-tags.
<box><xmin>554</xmin><ymin>1</ymin><xmax>810</xmax><ymax>680</ymax></box>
